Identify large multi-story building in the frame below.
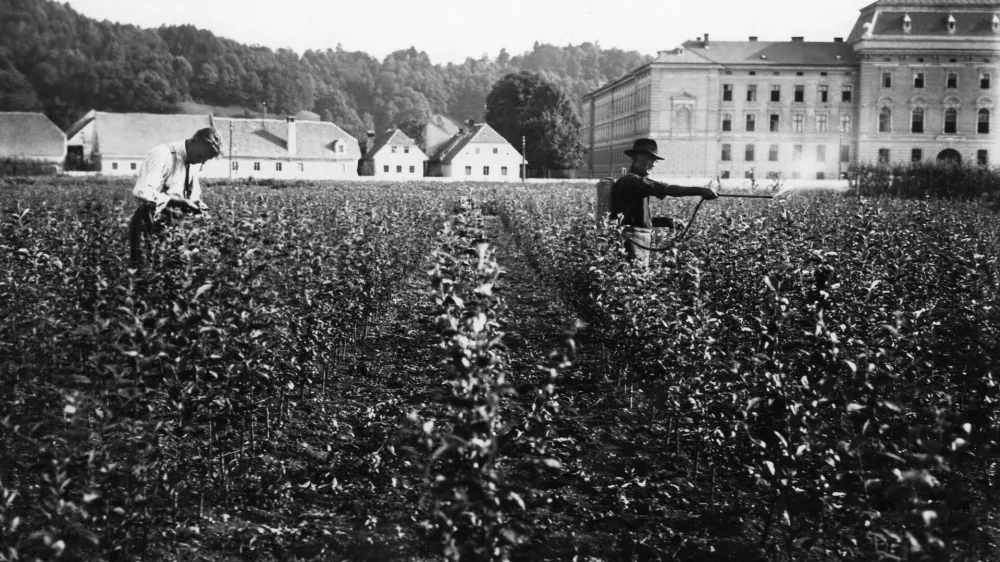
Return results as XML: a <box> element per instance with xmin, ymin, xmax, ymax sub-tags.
<box><xmin>580</xmin><ymin>0</ymin><xmax>1000</xmax><ymax>179</ymax></box>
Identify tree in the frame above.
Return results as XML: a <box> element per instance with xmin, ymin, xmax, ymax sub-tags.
<box><xmin>485</xmin><ymin>71</ymin><xmax>585</xmax><ymax>174</ymax></box>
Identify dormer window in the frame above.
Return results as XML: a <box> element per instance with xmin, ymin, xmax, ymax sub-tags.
<box><xmin>903</xmin><ymin>14</ymin><xmax>912</xmax><ymax>32</ymax></box>
<box><xmin>947</xmin><ymin>14</ymin><xmax>956</xmax><ymax>33</ymax></box>
<box><xmin>993</xmin><ymin>14</ymin><xmax>1000</xmax><ymax>33</ymax></box>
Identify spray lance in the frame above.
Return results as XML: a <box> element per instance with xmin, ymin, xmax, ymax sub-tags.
<box><xmin>595</xmin><ymin>174</ymin><xmax>775</xmax><ymax>252</ymax></box>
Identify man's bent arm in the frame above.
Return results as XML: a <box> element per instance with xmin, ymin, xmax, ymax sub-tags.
<box><xmin>132</xmin><ymin>148</ymin><xmax>173</xmax><ymax>210</ymax></box>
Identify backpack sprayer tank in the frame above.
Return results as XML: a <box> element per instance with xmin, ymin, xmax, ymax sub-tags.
<box><xmin>595</xmin><ymin>177</ymin><xmax>615</xmax><ymax>223</ymax></box>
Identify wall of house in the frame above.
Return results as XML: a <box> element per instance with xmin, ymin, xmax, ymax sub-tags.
<box><xmin>67</xmin><ymin>121</ymin><xmax>96</xmax><ymax>161</ymax></box>
<box><xmin>370</xmin><ymin>148</ymin><xmax>426</xmax><ymax>178</ymax></box>
<box><xmin>96</xmin><ymin>157</ymin><xmax>145</xmax><ymax>175</ymax></box>
<box><xmin>445</xmin><ymin>144</ymin><xmax>523</xmax><ymax>180</ymax></box>
<box><xmin>202</xmin><ymin>158</ymin><xmax>359</xmax><ymax>180</ymax></box>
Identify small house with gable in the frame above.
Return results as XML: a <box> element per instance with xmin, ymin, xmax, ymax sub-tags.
<box><xmin>425</xmin><ymin>122</ymin><xmax>522</xmax><ymax>180</ymax></box>
<box><xmin>0</xmin><ymin>112</ymin><xmax>68</xmax><ymax>169</ymax></box>
<box><xmin>358</xmin><ymin>128</ymin><xmax>427</xmax><ymax>178</ymax></box>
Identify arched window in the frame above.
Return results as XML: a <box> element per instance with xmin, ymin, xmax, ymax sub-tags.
<box><xmin>879</xmin><ymin>106</ymin><xmax>892</xmax><ymax>133</ymax></box>
<box><xmin>676</xmin><ymin>106</ymin><xmax>691</xmax><ymax>132</ymax></box>
<box><xmin>945</xmin><ymin>108</ymin><xmax>958</xmax><ymax>134</ymax></box>
<box><xmin>979</xmin><ymin>108</ymin><xmax>990</xmax><ymax>134</ymax></box>
<box><xmin>911</xmin><ymin>107</ymin><xmax>924</xmax><ymax>133</ymax></box>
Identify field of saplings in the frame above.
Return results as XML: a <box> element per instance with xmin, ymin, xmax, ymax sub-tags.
<box><xmin>1</xmin><ymin>177</ymin><xmax>998</xmax><ymax>562</ymax></box>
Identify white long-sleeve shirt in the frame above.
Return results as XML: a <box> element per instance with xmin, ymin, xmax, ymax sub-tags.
<box><xmin>132</xmin><ymin>141</ymin><xmax>202</xmax><ymax>214</ymax></box>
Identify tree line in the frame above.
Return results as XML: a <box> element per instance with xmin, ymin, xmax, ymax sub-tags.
<box><xmin>0</xmin><ymin>0</ymin><xmax>651</xmax><ymax>147</ymax></box>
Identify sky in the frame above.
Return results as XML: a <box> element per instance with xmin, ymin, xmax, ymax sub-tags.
<box><xmin>63</xmin><ymin>0</ymin><xmax>872</xmax><ymax>64</ymax></box>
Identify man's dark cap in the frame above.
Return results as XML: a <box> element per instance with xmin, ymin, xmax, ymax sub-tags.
<box><xmin>624</xmin><ymin>138</ymin><xmax>664</xmax><ymax>161</ymax></box>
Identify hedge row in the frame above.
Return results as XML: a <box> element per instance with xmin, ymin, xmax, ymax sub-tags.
<box><xmin>0</xmin><ymin>158</ymin><xmax>60</xmax><ymax>177</ymax></box>
<box><xmin>847</xmin><ymin>161</ymin><xmax>1000</xmax><ymax>201</ymax></box>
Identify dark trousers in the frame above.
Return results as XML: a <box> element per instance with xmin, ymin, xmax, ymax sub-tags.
<box><xmin>128</xmin><ymin>204</ymin><xmax>157</xmax><ymax>268</ymax></box>
<box><xmin>128</xmin><ymin>202</ymin><xmax>194</xmax><ymax>268</ymax></box>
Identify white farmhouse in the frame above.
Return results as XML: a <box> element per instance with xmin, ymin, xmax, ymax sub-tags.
<box><xmin>206</xmin><ymin>116</ymin><xmax>360</xmax><ymax>180</ymax></box>
<box><xmin>359</xmin><ymin>128</ymin><xmax>427</xmax><ymax>178</ymax></box>
<box><xmin>426</xmin><ymin>123</ymin><xmax>522</xmax><ymax>181</ymax></box>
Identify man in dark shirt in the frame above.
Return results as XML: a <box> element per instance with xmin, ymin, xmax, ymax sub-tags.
<box><xmin>612</xmin><ymin>138</ymin><xmax>718</xmax><ymax>266</ymax></box>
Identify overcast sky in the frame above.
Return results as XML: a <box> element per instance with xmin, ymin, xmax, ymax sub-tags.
<box><xmin>64</xmin><ymin>0</ymin><xmax>871</xmax><ymax>64</ymax></box>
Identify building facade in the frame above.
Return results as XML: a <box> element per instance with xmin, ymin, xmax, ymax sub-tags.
<box><xmin>359</xmin><ymin>128</ymin><xmax>427</xmax><ymax>178</ymax></box>
<box><xmin>66</xmin><ymin>111</ymin><xmax>360</xmax><ymax>179</ymax></box>
<box><xmin>580</xmin><ymin>0</ymin><xmax>1000</xmax><ymax>179</ymax></box>
<box><xmin>426</xmin><ymin>123</ymin><xmax>523</xmax><ymax>180</ymax></box>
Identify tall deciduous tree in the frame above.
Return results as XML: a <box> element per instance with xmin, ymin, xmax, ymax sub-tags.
<box><xmin>485</xmin><ymin>71</ymin><xmax>585</xmax><ymax>173</ymax></box>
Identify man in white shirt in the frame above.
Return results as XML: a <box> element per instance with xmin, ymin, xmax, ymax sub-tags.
<box><xmin>128</xmin><ymin>127</ymin><xmax>222</xmax><ymax>267</ymax></box>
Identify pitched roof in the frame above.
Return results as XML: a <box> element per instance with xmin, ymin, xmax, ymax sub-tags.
<box><xmin>361</xmin><ymin>128</ymin><xmax>422</xmax><ymax>160</ymax></box>
<box><xmin>214</xmin><ymin>117</ymin><xmax>361</xmax><ymax>160</ymax></box>
<box><xmin>94</xmin><ymin>112</ymin><xmax>211</xmax><ymax>157</ymax></box>
<box><xmin>860</xmin><ymin>10</ymin><xmax>1000</xmax><ymax>38</ymax></box>
<box><xmin>425</xmin><ymin>114</ymin><xmax>462</xmax><ymax>158</ymax></box>
<box><xmin>677</xmin><ymin>41</ymin><xmax>857</xmax><ymax>66</ymax></box>
<box><xmin>867</xmin><ymin>0</ymin><xmax>1000</xmax><ymax>5</ymax></box>
<box><xmin>0</xmin><ymin>112</ymin><xmax>66</xmax><ymax>159</ymax></box>
<box><xmin>430</xmin><ymin>123</ymin><xmax>516</xmax><ymax>164</ymax></box>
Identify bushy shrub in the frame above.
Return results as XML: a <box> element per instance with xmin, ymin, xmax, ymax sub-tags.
<box><xmin>0</xmin><ymin>158</ymin><xmax>60</xmax><ymax>177</ymax></box>
<box><xmin>848</xmin><ymin>161</ymin><xmax>1000</xmax><ymax>200</ymax></box>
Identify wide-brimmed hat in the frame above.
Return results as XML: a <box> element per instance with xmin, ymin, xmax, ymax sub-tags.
<box><xmin>624</xmin><ymin>138</ymin><xmax>664</xmax><ymax>160</ymax></box>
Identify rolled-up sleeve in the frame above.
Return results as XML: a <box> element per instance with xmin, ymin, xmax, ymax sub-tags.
<box><xmin>132</xmin><ymin>147</ymin><xmax>172</xmax><ymax>211</ymax></box>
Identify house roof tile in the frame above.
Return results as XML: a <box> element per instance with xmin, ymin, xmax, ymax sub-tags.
<box><xmin>93</xmin><ymin>112</ymin><xmax>212</xmax><ymax>157</ymax></box>
<box><xmin>0</xmin><ymin>112</ymin><xmax>66</xmax><ymax>159</ymax></box>
<box><xmin>678</xmin><ymin>41</ymin><xmax>857</xmax><ymax>66</ymax></box>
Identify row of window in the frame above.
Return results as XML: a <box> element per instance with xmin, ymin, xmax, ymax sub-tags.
<box><xmin>723</xmin><ymin>113</ymin><xmax>852</xmax><ymax>133</ymax></box>
<box><xmin>593</xmin><ymin>84</ymin><xmax>652</xmax><ymax>121</ymax></box>
<box><xmin>878</xmin><ymin>107</ymin><xmax>991</xmax><ymax>134</ymax></box>
<box><xmin>723</xmin><ymin>84</ymin><xmax>854</xmax><ymax>103</ymax></box>
<box><xmin>384</xmin><ymin>165</ymin><xmax>417</xmax><ymax>173</ymax></box>
<box><xmin>231</xmin><ymin>162</ymin><xmax>305</xmax><ymax>172</ymax></box>
<box><xmin>721</xmin><ymin>143</ymin><xmax>850</xmax><ymax>163</ymax></box>
<box><xmin>592</xmin><ymin>112</ymin><xmax>651</xmax><ymax>141</ymax></box>
<box><xmin>877</xmin><ymin>148</ymin><xmax>989</xmax><ymax>165</ymax></box>
<box><xmin>464</xmin><ymin>166</ymin><xmax>508</xmax><ymax>176</ymax></box>
<box><xmin>882</xmin><ymin>71</ymin><xmax>990</xmax><ymax>90</ymax></box>
<box><xmin>389</xmin><ymin>146</ymin><xmax>411</xmax><ymax>154</ymax></box>
<box><xmin>109</xmin><ymin>161</ymin><xmax>341</xmax><ymax>173</ymax></box>
<box><xmin>718</xmin><ymin>171</ymin><xmax>834</xmax><ymax>180</ymax></box>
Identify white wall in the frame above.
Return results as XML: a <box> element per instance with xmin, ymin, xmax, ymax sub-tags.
<box><xmin>202</xmin><ymin>158</ymin><xmax>358</xmax><ymax>180</ymax></box>
<box><xmin>98</xmin><ymin>157</ymin><xmax>145</xmax><ymax>175</ymax></box>
<box><xmin>445</xmin><ymin>143</ymin><xmax>523</xmax><ymax>181</ymax></box>
<box><xmin>371</xmin><ymin>148</ymin><xmax>426</xmax><ymax>178</ymax></box>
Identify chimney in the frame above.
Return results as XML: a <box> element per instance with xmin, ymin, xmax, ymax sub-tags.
<box><xmin>704</xmin><ymin>33</ymin><xmax>709</xmax><ymax>45</ymax></box>
<box><xmin>834</xmin><ymin>37</ymin><xmax>844</xmax><ymax>42</ymax></box>
<box><xmin>791</xmin><ymin>36</ymin><xmax>804</xmax><ymax>42</ymax></box>
<box><xmin>749</xmin><ymin>36</ymin><xmax>758</xmax><ymax>41</ymax></box>
<box><xmin>466</xmin><ymin>119</ymin><xmax>476</xmax><ymax>127</ymax></box>
<box><xmin>286</xmin><ymin>116</ymin><xmax>296</xmax><ymax>157</ymax></box>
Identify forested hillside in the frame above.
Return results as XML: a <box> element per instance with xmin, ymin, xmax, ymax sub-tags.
<box><xmin>0</xmin><ymin>0</ymin><xmax>652</xmax><ymax>140</ymax></box>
